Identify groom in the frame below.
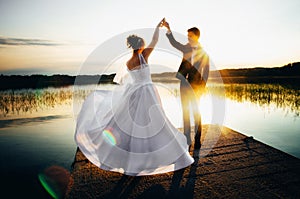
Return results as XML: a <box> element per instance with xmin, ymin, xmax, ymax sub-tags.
<box><xmin>163</xmin><ymin>21</ymin><xmax>209</xmax><ymax>150</ymax></box>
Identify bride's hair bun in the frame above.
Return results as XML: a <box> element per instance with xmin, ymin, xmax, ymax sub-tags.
<box><xmin>127</xmin><ymin>35</ymin><xmax>144</xmax><ymax>50</ymax></box>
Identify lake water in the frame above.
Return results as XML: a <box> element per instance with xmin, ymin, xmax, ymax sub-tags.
<box><xmin>0</xmin><ymin>82</ymin><xmax>299</xmax><ymax>198</ymax></box>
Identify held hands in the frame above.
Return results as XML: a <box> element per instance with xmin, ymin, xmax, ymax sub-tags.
<box><xmin>163</xmin><ymin>21</ymin><xmax>170</xmax><ymax>31</ymax></box>
<box><xmin>160</xmin><ymin>18</ymin><xmax>170</xmax><ymax>31</ymax></box>
<box><xmin>157</xmin><ymin>18</ymin><xmax>166</xmax><ymax>28</ymax></box>
<box><xmin>157</xmin><ymin>18</ymin><xmax>171</xmax><ymax>32</ymax></box>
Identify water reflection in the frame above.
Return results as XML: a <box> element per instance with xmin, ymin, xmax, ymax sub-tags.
<box><xmin>0</xmin><ymin>83</ymin><xmax>299</xmax><ymax>118</ymax></box>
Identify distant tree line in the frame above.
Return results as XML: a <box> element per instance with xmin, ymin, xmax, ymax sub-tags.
<box><xmin>211</xmin><ymin>62</ymin><xmax>300</xmax><ymax>77</ymax></box>
<box><xmin>209</xmin><ymin>62</ymin><xmax>300</xmax><ymax>85</ymax></box>
<box><xmin>0</xmin><ymin>74</ymin><xmax>116</xmax><ymax>90</ymax></box>
<box><xmin>0</xmin><ymin>62</ymin><xmax>299</xmax><ymax>90</ymax></box>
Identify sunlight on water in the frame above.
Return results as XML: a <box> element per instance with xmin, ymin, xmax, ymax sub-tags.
<box><xmin>154</xmin><ymin>83</ymin><xmax>226</xmax><ymax>127</ymax></box>
<box><xmin>199</xmin><ymin>94</ymin><xmax>216</xmax><ymax>124</ymax></box>
<box><xmin>155</xmin><ymin>84</ymin><xmax>182</xmax><ymax>128</ymax></box>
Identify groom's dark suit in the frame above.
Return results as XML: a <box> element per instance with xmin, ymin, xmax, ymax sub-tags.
<box><xmin>166</xmin><ymin>32</ymin><xmax>209</xmax><ymax>148</ymax></box>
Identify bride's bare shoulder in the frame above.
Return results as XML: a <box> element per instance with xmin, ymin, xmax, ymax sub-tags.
<box><xmin>126</xmin><ymin>60</ymin><xmax>136</xmax><ymax>71</ymax></box>
<box><xmin>126</xmin><ymin>57</ymin><xmax>140</xmax><ymax>70</ymax></box>
<box><xmin>126</xmin><ymin>59</ymin><xmax>132</xmax><ymax>70</ymax></box>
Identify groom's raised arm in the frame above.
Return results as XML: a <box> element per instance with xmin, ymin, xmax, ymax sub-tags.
<box><xmin>162</xmin><ymin>21</ymin><xmax>189</xmax><ymax>52</ymax></box>
<box><xmin>165</xmin><ymin>32</ymin><xmax>187</xmax><ymax>53</ymax></box>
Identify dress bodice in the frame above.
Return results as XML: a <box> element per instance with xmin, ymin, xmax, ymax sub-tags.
<box><xmin>128</xmin><ymin>54</ymin><xmax>152</xmax><ymax>84</ymax></box>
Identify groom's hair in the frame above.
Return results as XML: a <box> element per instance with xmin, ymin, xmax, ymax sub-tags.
<box><xmin>188</xmin><ymin>27</ymin><xmax>200</xmax><ymax>38</ymax></box>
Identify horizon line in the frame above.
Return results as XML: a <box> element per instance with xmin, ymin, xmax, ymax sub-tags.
<box><xmin>0</xmin><ymin>61</ymin><xmax>298</xmax><ymax>76</ymax></box>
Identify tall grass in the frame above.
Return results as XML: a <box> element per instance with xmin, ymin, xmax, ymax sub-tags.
<box><xmin>208</xmin><ymin>84</ymin><xmax>300</xmax><ymax>116</ymax></box>
<box><xmin>0</xmin><ymin>84</ymin><xmax>299</xmax><ymax>117</ymax></box>
<box><xmin>0</xmin><ymin>87</ymin><xmax>73</xmax><ymax>117</ymax></box>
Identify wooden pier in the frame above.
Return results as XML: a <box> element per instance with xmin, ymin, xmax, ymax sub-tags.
<box><xmin>65</xmin><ymin>125</ymin><xmax>300</xmax><ymax>198</ymax></box>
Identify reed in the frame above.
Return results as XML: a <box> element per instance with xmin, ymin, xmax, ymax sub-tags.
<box><xmin>0</xmin><ymin>84</ymin><xmax>299</xmax><ymax>117</ymax></box>
<box><xmin>208</xmin><ymin>84</ymin><xmax>300</xmax><ymax>116</ymax></box>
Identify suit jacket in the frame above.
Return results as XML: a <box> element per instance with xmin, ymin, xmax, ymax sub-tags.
<box><xmin>166</xmin><ymin>32</ymin><xmax>209</xmax><ymax>92</ymax></box>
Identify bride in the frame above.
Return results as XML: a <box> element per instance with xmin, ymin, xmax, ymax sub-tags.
<box><xmin>75</xmin><ymin>18</ymin><xmax>194</xmax><ymax>176</ymax></box>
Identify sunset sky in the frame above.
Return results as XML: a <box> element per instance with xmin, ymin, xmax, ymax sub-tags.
<box><xmin>0</xmin><ymin>0</ymin><xmax>299</xmax><ymax>75</ymax></box>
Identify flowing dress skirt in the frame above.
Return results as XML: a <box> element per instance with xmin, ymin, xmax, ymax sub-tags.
<box><xmin>75</xmin><ymin>82</ymin><xmax>194</xmax><ymax>176</ymax></box>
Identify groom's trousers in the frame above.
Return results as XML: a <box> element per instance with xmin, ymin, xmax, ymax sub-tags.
<box><xmin>180</xmin><ymin>80</ymin><xmax>202</xmax><ymax>148</ymax></box>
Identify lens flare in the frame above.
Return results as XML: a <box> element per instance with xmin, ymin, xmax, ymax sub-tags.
<box><xmin>38</xmin><ymin>166</ymin><xmax>71</xmax><ymax>199</ymax></box>
<box><xmin>103</xmin><ymin>128</ymin><xmax>117</xmax><ymax>145</ymax></box>
<box><xmin>39</xmin><ymin>173</ymin><xmax>59</xmax><ymax>199</ymax></box>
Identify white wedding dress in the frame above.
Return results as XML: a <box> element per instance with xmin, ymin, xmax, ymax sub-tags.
<box><xmin>75</xmin><ymin>53</ymin><xmax>194</xmax><ymax>176</ymax></box>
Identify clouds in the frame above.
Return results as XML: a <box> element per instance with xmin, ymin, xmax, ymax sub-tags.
<box><xmin>0</xmin><ymin>36</ymin><xmax>62</xmax><ymax>46</ymax></box>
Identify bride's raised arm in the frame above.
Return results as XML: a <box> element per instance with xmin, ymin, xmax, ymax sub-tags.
<box><xmin>142</xmin><ymin>18</ymin><xmax>164</xmax><ymax>59</ymax></box>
